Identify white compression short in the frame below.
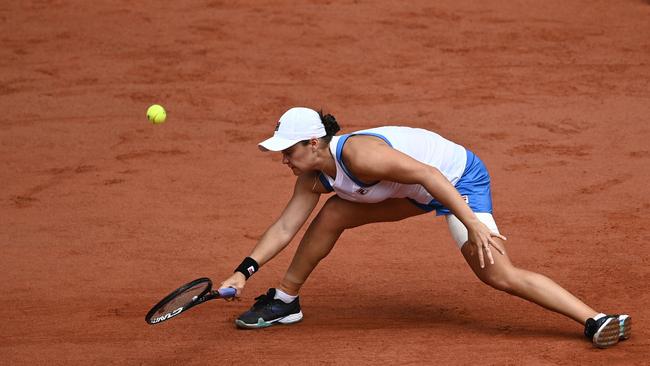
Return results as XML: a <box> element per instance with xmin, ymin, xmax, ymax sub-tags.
<box><xmin>445</xmin><ymin>213</ymin><xmax>500</xmax><ymax>249</ymax></box>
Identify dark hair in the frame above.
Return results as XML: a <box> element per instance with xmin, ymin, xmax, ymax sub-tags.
<box><xmin>300</xmin><ymin>109</ymin><xmax>341</xmax><ymax>146</ymax></box>
<box><xmin>318</xmin><ymin>109</ymin><xmax>340</xmax><ymax>142</ymax></box>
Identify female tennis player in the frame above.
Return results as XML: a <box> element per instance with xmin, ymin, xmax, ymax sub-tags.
<box><xmin>219</xmin><ymin>107</ymin><xmax>630</xmax><ymax>348</ymax></box>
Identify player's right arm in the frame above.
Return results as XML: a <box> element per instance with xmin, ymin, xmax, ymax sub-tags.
<box><xmin>219</xmin><ymin>172</ymin><xmax>326</xmax><ymax>296</ymax></box>
<box><xmin>248</xmin><ymin>172</ymin><xmax>322</xmax><ymax>264</ymax></box>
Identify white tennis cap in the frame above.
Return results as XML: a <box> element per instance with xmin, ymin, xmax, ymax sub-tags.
<box><xmin>258</xmin><ymin>107</ymin><xmax>326</xmax><ymax>151</ymax></box>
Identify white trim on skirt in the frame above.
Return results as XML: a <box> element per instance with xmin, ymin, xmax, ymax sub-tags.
<box><xmin>446</xmin><ymin>213</ymin><xmax>500</xmax><ymax>249</ymax></box>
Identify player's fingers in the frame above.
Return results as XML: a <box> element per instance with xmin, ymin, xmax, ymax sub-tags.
<box><xmin>491</xmin><ymin>232</ymin><xmax>507</xmax><ymax>241</ymax></box>
<box><xmin>221</xmin><ymin>289</ymin><xmax>234</xmax><ymax>301</ymax></box>
<box><xmin>477</xmin><ymin>243</ymin><xmax>485</xmax><ymax>268</ymax></box>
<box><xmin>484</xmin><ymin>243</ymin><xmax>494</xmax><ymax>265</ymax></box>
<box><xmin>219</xmin><ymin>283</ymin><xmax>242</xmax><ymax>300</ymax></box>
<box><xmin>225</xmin><ymin>292</ymin><xmax>241</xmax><ymax>302</ymax></box>
<box><xmin>488</xmin><ymin>236</ymin><xmax>506</xmax><ymax>255</ymax></box>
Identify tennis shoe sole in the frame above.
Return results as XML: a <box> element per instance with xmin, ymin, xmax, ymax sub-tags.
<box><xmin>592</xmin><ymin>316</ymin><xmax>621</xmax><ymax>348</ymax></box>
<box><xmin>235</xmin><ymin>311</ymin><xmax>303</xmax><ymax>329</ymax></box>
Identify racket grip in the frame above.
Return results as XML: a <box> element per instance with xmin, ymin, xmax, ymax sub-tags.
<box><xmin>218</xmin><ymin>287</ymin><xmax>237</xmax><ymax>298</ymax></box>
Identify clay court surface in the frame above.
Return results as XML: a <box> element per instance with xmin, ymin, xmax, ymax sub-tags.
<box><xmin>2</xmin><ymin>0</ymin><xmax>649</xmax><ymax>364</ymax></box>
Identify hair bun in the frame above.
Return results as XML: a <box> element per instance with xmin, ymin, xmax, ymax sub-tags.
<box><xmin>319</xmin><ymin>110</ymin><xmax>341</xmax><ymax>136</ymax></box>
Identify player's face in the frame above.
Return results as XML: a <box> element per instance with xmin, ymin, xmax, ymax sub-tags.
<box><xmin>281</xmin><ymin>142</ymin><xmax>316</xmax><ymax>175</ymax></box>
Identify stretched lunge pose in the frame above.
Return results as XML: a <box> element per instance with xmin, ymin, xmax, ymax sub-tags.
<box><xmin>219</xmin><ymin>107</ymin><xmax>631</xmax><ymax>348</ymax></box>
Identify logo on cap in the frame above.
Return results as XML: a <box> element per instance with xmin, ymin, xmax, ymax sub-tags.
<box><xmin>274</xmin><ymin>121</ymin><xmax>281</xmax><ymax>131</ymax></box>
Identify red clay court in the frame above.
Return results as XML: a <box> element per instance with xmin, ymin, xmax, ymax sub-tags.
<box><xmin>1</xmin><ymin>1</ymin><xmax>649</xmax><ymax>364</ymax></box>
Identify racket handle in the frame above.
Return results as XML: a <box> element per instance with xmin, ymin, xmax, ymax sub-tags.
<box><xmin>217</xmin><ymin>287</ymin><xmax>237</xmax><ymax>298</ymax></box>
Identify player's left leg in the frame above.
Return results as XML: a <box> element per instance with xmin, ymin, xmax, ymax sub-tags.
<box><xmin>279</xmin><ymin>196</ymin><xmax>426</xmax><ymax>295</ymax></box>
<box><xmin>447</xmin><ymin>214</ymin><xmax>630</xmax><ymax>348</ymax></box>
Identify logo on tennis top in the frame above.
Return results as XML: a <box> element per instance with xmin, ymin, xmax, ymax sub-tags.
<box><xmin>355</xmin><ymin>188</ymin><xmax>369</xmax><ymax>195</ymax></box>
<box><xmin>461</xmin><ymin>195</ymin><xmax>469</xmax><ymax>204</ymax></box>
<box><xmin>151</xmin><ymin>307</ymin><xmax>183</xmax><ymax>324</ymax></box>
<box><xmin>247</xmin><ymin>266</ymin><xmax>256</xmax><ymax>276</ymax></box>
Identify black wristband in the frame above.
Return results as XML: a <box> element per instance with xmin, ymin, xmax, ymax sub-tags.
<box><xmin>234</xmin><ymin>257</ymin><xmax>259</xmax><ymax>280</ymax></box>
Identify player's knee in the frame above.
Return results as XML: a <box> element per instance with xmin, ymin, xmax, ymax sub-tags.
<box><xmin>318</xmin><ymin>196</ymin><xmax>352</xmax><ymax>231</ymax></box>
<box><xmin>480</xmin><ymin>269</ymin><xmax>519</xmax><ymax>294</ymax></box>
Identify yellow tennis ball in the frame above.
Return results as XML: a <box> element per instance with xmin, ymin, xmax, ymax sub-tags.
<box><xmin>146</xmin><ymin>104</ymin><xmax>167</xmax><ymax>124</ymax></box>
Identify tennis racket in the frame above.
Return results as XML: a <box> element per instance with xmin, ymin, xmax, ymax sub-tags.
<box><xmin>145</xmin><ymin>277</ymin><xmax>236</xmax><ymax>325</ymax></box>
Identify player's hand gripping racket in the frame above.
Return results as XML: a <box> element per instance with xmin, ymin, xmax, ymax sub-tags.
<box><xmin>145</xmin><ymin>277</ymin><xmax>236</xmax><ymax>325</ymax></box>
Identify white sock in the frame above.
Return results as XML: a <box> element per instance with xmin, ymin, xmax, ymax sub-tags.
<box><xmin>593</xmin><ymin>313</ymin><xmax>607</xmax><ymax>321</ymax></box>
<box><xmin>274</xmin><ymin>288</ymin><xmax>297</xmax><ymax>304</ymax></box>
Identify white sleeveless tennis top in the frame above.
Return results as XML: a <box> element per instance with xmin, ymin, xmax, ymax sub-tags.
<box><xmin>320</xmin><ymin>126</ymin><xmax>467</xmax><ymax>205</ymax></box>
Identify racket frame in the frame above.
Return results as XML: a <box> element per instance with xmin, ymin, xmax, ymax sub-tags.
<box><xmin>145</xmin><ymin>277</ymin><xmax>219</xmax><ymax>325</ymax></box>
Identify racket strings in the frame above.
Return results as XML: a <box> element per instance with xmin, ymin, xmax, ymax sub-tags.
<box><xmin>153</xmin><ymin>282</ymin><xmax>209</xmax><ymax>317</ymax></box>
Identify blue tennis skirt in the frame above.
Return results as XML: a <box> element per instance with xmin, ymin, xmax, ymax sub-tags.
<box><xmin>409</xmin><ymin>149</ymin><xmax>493</xmax><ymax>216</ymax></box>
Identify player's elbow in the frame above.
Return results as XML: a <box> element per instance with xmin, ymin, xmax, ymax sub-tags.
<box><xmin>411</xmin><ymin>165</ymin><xmax>442</xmax><ymax>185</ymax></box>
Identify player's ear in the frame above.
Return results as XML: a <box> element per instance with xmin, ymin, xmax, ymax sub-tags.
<box><xmin>310</xmin><ymin>138</ymin><xmax>319</xmax><ymax>151</ymax></box>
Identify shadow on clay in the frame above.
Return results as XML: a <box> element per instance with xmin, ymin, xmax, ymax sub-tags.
<box><xmin>309</xmin><ymin>298</ymin><xmax>578</xmax><ymax>340</ymax></box>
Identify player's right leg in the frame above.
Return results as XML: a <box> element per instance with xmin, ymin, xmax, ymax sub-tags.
<box><xmin>235</xmin><ymin>196</ymin><xmax>426</xmax><ymax>329</ymax></box>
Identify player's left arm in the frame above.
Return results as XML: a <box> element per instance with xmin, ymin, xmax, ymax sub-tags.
<box><xmin>344</xmin><ymin>140</ymin><xmax>506</xmax><ymax>266</ymax></box>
